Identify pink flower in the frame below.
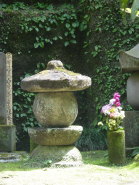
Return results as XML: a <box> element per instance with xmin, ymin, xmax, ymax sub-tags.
<box><xmin>113</xmin><ymin>92</ymin><xmax>121</xmax><ymax>107</ymax></box>
<box><xmin>101</xmin><ymin>104</ymin><xmax>111</xmax><ymax>115</ymax></box>
<box><xmin>113</xmin><ymin>92</ymin><xmax>120</xmax><ymax>99</ymax></box>
<box><xmin>115</xmin><ymin>102</ymin><xmax>121</xmax><ymax>107</ymax></box>
<box><xmin>115</xmin><ymin>97</ymin><xmax>120</xmax><ymax>101</ymax></box>
<box><xmin>110</xmin><ymin>113</ymin><xmax>116</xmax><ymax>118</ymax></box>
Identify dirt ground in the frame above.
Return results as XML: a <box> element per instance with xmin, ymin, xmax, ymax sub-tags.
<box><xmin>0</xmin><ymin>164</ymin><xmax>139</xmax><ymax>185</ymax></box>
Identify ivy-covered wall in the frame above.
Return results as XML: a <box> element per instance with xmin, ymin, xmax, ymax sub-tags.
<box><xmin>0</xmin><ymin>0</ymin><xmax>139</xmax><ymax>151</ymax></box>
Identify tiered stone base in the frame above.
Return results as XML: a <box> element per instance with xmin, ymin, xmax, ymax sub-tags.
<box><xmin>28</xmin><ymin>126</ymin><xmax>83</xmax><ymax>167</ymax></box>
<box><xmin>31</xmin><ymin>145</ymin><xmax>83</xmax><ymax>167</ymax></box>
<box><xmin>28</xmin><ymin>126</ymin><xmax>83</xmax><ymax>145</ymax></box>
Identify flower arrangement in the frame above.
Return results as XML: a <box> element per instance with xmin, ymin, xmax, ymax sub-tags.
<box><xmin>98</xmin><ymin>92</ymin><xmax>125</xmax><ymax>131</ymax></box>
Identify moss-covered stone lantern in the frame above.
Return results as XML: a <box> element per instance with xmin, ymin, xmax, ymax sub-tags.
<box><xmin>21</xmin><ymin>60</ymin><xmax>91</xmax><ymax>167</ymax></box>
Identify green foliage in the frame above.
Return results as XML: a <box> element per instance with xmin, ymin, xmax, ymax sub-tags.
<box><xmin>0</xmin><ymin>2</ymin><xmax>79</xmax><ymax>51</ymax></box>
<box><xmin>131</xmin><ymin>147</ymin><xmax>139</xmax><ymax>158</ymax></box>
<box><xmin>13</xmin><ymin>62</ymin><xmax>45</xmax><ymax>137</ymax></box>
<box><xmin>77</xmin><ymin>0</ymin><xmax>139</xmax><ymax>150</ymax></box>
<box><xmin>43</xmin><ymin>160</ymin><xmax>52</xmax><ymax>167</ymax></box>
<box><xmin>0</xmin><ymin>0</ymin><xmax>139</xmax><ymax>151</ymax></box>
<box><xmin>79</xmin><ymin>0</ymin><xmax>138</xmax><ymax>115</ymax></box>
<box><xmin>76</xmin><ymin>127</ymin><xmax>107</xmax><ymax>151</ymax></box>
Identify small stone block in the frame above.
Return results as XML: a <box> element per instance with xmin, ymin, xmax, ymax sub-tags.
<box><xmin>107</xmin><ymin>130</ymin><xmax>125</xmax><ymax>165</ymax></box>
<box><xmin>0</xmin><ymin>125</ymin><xmax>16</xmax><ymax>152</ymax></box>
<box><xmin>123</xmin><ymin>111</ymin><xmax>139</xmax><ymax>147</ymax></box>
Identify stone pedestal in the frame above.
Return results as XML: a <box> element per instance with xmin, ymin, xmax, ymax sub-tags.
<box><xmin>0</xmin><ymin>53</ymin><xmax>16</xmax><ymax>152</ymax></box>
<box><xmin>123</xmin><ymin>111</ymin><xmax>139</xmax><ymax>147</ymax></box>
<box><xmin>0</xmin><ymin>125</ymin><xmax>16</xmax><ymax>152</ymax></box>
<box><xmin>31</xmin><ymin>145</ymin><xmax>82</xmax><ymax>167</ymax></box>
<box><xmin>21</xmin><ymin>60</ymin><xmax>91</xmax><ymax>167</ymax></box>
<box><xmin>107</xmin><ymin>130</ymin><xmax>125</xmax><ymax>165</ymax></box>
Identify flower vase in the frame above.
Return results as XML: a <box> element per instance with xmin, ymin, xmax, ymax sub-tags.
<box><xmin>107</xmin><ymin>129</ymin><xmax>125</xmax><ymax>165</ymax></box>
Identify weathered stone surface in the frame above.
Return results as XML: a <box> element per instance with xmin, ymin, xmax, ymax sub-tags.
<box><xmin>21</xmin><ymin>60</ymin><xmax>91</xmax><ymax>92</ymax></box>
<box><xmin>0</xmin><ymin>52</ymin><xmax>13</xmax><ymax>125</ymax></box>
<box><xmin>0</xmin><ymin>52</ymin><xmax>16</xmax><ymax>152</ymax></box>
<box><xmin>28</xmin><ymin>126</ymin><xmax>83</xmax><ymax>146</ymax></box>
<box><xmin>33</xmin><ymin>92</ymin><xmax>78</xmax><ymax>127</ymax></box>
<box><xmin>107</xmin><ymin>130</ymin><xmax>125</xmax><ymax>165</ymax></box>
<box><xmin>127</xmin><ymin>72</ymin><xmax>139</xmax><ymax>110</ymax></box>
<box><xmin>119</xmin><ymin>44</ymin><xmax>139</xmax><ymax>72</ymax></box>
<box><xmin>0</xmin><ymin>125</ymin><xmax>16</xmax><ymax>152</ymax></box>
<box><xmin>0</xmin><ymin>151</ymin><xmax>29</xmax><ymax>162</ymax></box>
<box><xmin>123</xmin><ymin>111</ymin><xmax>139</xmax><ymax>147</ymax></box>
<box><xmin>31</xmin><ymin>145</ymin><xmax>83</xmax><ymax>167</ymax></box>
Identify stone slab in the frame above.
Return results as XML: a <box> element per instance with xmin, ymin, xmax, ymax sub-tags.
<box><xmin>0</xmin><ymin>52</ymin><xmax>13</xmax><ymax>125</ymax></box>
<box><xmin>28</xmin><ymin>125</ymin><xmax>83</xmax><ymax>146</ymax></box>
<box><xmin>123</xmin><ymin>111</ymin><xmax>139</xmax><ymax>147</ymax></box>
<box><xmin>0</xmin><ymin>151</ymin><xmax>29</xmax><ymax>162</ymax></box>
<box><xmin>0</xmin><ymin>125</ymin><xmax>16</xmax><ymax>152</ymax></box>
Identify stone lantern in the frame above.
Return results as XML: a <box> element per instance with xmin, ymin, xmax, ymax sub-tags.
<box><xmin>21</xmin><ymin>60</ymin><xmax>91</xmax><ymax>167</ymax></box>
<box><xmin>120</xmin><ymin>44</ymin><xmax>139</xmax><ymax>110</ymax></box>
<box><xmin>119</xmin><ymin>44</ymin><xmax>139</xmax><ymax>147</ymax></box>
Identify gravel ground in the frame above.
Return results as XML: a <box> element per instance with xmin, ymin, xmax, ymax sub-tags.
<box><xmin>0</xmin><ymin>164</ymin><xmax>139</xmax><ymax>185</ymax></box>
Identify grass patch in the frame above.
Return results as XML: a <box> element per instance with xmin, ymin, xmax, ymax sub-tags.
<box><xmin>82</xmin><ymin>150</ymin><xmax>139</xmax><ymax>172</ymax></box>
<box><xmin>0</xmin><ymin>150</ymin><xmax>139</xmax><ymax>172</ymax></box>
<box><xmin>82</xmin><ymin>150</ymin><xmax>109</xmax><ymax>166</ymax></box>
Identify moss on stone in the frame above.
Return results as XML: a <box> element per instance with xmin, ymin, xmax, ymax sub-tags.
<box><xmin>0</xmin><ymin>125</ymin><xmax>16</xmax><ymax>152</ymax></box>
<box><xmin>30</xmin><ymin>145</ymin><xmax>83</xmax><ymax>167</ymax></box>
<box><xmin>30</xmin><ymin>138</ymin><xmax>38</xmax><ymax>152</ymax></box>
<box><xmin>107</xmin><ymin>130</ymin><xmax>125</xmax><ymax>165</ymax></box>
<box><xmin>38</xmin><ymin>67</ymin><xmax>79</xmax><ymax>76</ymax></box>
<box><xmin>54</xmin><ymin>67</ymin><xmax>79</xmax><ymax>76</ymax></box>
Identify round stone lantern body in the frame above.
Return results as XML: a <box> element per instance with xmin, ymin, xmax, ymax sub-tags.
<box><xmin>127</xmin><ymin>72</ymin><xmax>139</xmax><ymax>110</ymax></box>
<box><xmin>33</xmin><ymin>92</ymin><xmax>78</xmax><ymax>127</ymax></box>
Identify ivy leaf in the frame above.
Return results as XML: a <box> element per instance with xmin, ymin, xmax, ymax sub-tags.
<box><xmin>64</xmin><ymin>41</ymin><xmax>69</xmax><ymax>47</ymax></box>
<box><xmin>46</xmin><ymin>27</ymin><xmax>51</xmax><ymax>31</ymax></box>
<box><xmin>35</xmin><ymin>27</ymin><xmax>39</xmax><ymax>32</ymax></box>
<box><xmin>34</xmin><ymin>43</ymin><xmax>39</xmax><ymax>48</ymax></box>
<box><xmin>65</xmin><ymin>23</ymin><xmax>70</xmax><ymax>29</ymax></box>
<box><xmin>70</xmin><ymin>40</ymin><xmax>77</xmax><ymax>44</ymax></box>
<box><xmin>64</xmin><ymin>32</ymin><xmax>68</xmax><ymax>36</ymax></box>
<box><xmin>72</xmin><ymin>22</ymin><xmax>79</xmax><ymax>28</ymax></box>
